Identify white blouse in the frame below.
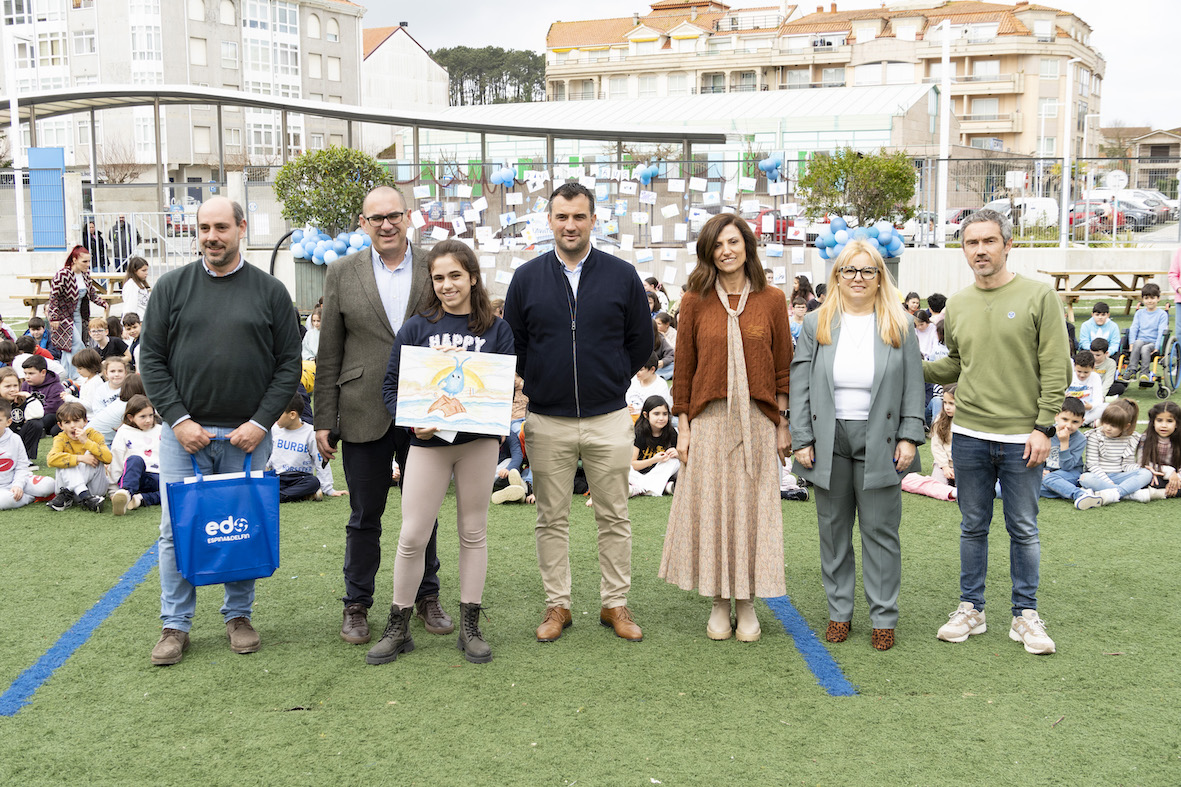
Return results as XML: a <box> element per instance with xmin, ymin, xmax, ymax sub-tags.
<box><xmin>832</xmin><ymin>312</ymin><xmax>875</xmax><ymax>421</ymax></box>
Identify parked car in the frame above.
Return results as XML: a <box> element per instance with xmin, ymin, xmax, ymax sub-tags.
<box><xmin>902</xmin><ymin>208</ymin><xmax>974</xmax><ymax>243</ymax></box>
<box><xmin>982</xmin><ymin>197</ymin><xmax>1059</xmax><ymax>228</ymax></box>
<box><xmin>749</xmin><ymin>208</ymin><xmax>796</xmax><ymax>243</ymax></box>
<box><xmin>165</xmin><ymin>197</ymin><xmax>199</xmax><ymax>236</ymax></box>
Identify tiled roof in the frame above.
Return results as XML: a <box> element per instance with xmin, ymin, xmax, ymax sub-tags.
<box><xmin>363</xmin><ymin>26</ymin><xmax>434</xmax><ymax>60</ymax></box>
<box><xmin>783</xmin><ymin>1</ymin><xmax>1075</xmax><ymax>38</ymax></box>
<box><xmin>547</xmin><ymin>17</ymin><xmax>641</xmax><ymax>48</ymax></box>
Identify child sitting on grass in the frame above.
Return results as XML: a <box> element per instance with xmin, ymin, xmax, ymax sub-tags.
<box><xmin>0</xmin><ymin>365</ymin><xmax>44</xmax><ymax>466</ymax></box>
<box><xmin>628</xmin><ymin>395</ymin><xmax>679</xmax><ymax>497</ymax></box>
<box><xmin>266</xmin><ymin>393</ymin><xmax>343</xmax><ymax>502</ymax></box>
<box><xmin>1066</xmin><ymin>349</ymin><xmax>1105</xmax><ymax>426</ymax></box>
<box><xmin>46</xmin><ymin>401</ymin><xmax>112</xmax><ymax>512</ymax></box>
<box><xmin>1089</xmin><ymin>338</ymin><xmax>1125</xmax><ymax>398</ymax></box>
<box><xmin>625</xmin><ymin>353</ymin><xmax>671</xmax><ymax>420</ymax></box>
<box><xmin>1079</xmin><ymin>398</ymin><xmax>1153</xmax><ymax>505</ymax></box>
<box><xmin>0</xmin><ymin>400</ymin><xmax>55</xmax><ymax>509</ymax></box>
<box><xmin>1038</xmin><ymin>397</ymin><xmax>1102</xmax><ymax>510</ymax></box>
<box><xmin>1138</xmin><ymin>401</ymin><xmax>1181</xmax><ymax>500</ymax></box>
<box><xmin>67</xmin><ymin>348</ymin><xmax>104</xmax><ymax>410</ymax></box>
<box><xmin>903</xmin><ymin>384</ymin><xmax>958</xmax><ymax>501</ymax></box>
<box><xmin>109</xmin><ymin>394</ymin><xmax>161</xmax><ymax>516</ymax></box>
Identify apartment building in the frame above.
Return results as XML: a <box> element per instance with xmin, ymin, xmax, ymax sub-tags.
<box><xmin>0</xmin><ymin>0</ymin><xmax>364</xmax><ymax>182</ymax></box>
<box><xmin>359</xmin><ymin>23</ymin><xmax>449</xmax><ymax>157</ymax></box>
<box><xmin>545</xmin><ymin>0</ymin><xmax>1105</xmax><ymax>157</ymax></box>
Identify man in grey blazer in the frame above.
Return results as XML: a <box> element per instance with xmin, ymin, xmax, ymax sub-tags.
<box><xmin>315</xmin><ymin>185</ymin><xmax>451</xmax><ymax>646</ymax></box>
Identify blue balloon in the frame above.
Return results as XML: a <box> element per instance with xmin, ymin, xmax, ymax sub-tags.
<box><xmin>852</xmin><ymin>227</ymin><xmax>869</xmax><ymax>240</ymax></box>
<box><xmin>292</xmin><ymin>244</ymin><xmax>307</xmax><ymax>260</ymax></box>
<box><xmin>360</xmin><ymin>234</ymin><xmax>372</xmax><ymax>247</ymax></box>
<box><xmin>875</xmin><ymin>220</ymin><xmax>892</xmax><ymax>235</ymax></box>
<box><xmin>834</xmin><ymin>229</ymin><xmax>849</xmax><ymax>244</ymax></box>
<box><xmin>817</xmin><ymin>230</ymin><xmax>835</xmax><ymax>247</ymax></box>
<box><xmin>313</xmin><ymin>249</ymin><xmax>326</xmax><ymax>263</ymax></box>
<box><xmin>868</xmin><ymin>237</ymin><xmax>881</xmax><ymax>250</ymax></box>
<box><xmin>324</xmin><ymin>249</ymin><xmax>339</xmax><ymax>264</ymax></box>
<box><xmin>878</xmin><ymin>227</ymin><xmax>893</xmax><ymax>243</ymax></box>
<box><xmin>349</xmin><ymin>233</ymin><xmax>365</xmax><ymax>248</ymax></box>
<box><xmin>332</xmin><ymin>240</ymin><xmax>348</xmax><ymax>254</ymax></box>
<box><xmin>865</xmin><ymin>226</ymin><xmax>879</xmax><ymax>239</ymax></box>
<box><xmin>830</xmin><ymin>216</ymin><xmax>847</xmax><ymax>233</ymax></box>
<box><xmin>292</xmin><ymin>229</ymin><xmax>304</xmax><ymax>244</ymax></box>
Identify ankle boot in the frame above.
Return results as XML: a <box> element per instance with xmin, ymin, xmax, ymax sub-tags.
<box><xmin>707</xmin><ymin>596</ymin><xmax>733</xmax><ymax>640</ymax></box>
<box><xmin>457</xmin><ymin>602</ymin><xmax>492</xmax><ymax>664</ymax></box>
<box><xmin>735</xmin><ymin>598</ymin><xmax>761</xmax><ymax>642</ymax></box>
<box><xmin>365</xmin><ymin>606</ymin><xmax>415</xmax><ymax>665</ymax></box>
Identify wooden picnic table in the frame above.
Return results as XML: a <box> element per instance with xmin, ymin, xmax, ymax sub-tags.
<box><xmin>17</xmin><ymin>273</ymin><xmax>125</xmax><ymax>317</ymax></box>
<box><xmin>1037</xmin><ymin>268</ymin><xmax>1164</xmax><ymax>316</ymax></box>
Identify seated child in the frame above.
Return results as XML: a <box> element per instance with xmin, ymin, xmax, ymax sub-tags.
<box><xmin>904</xmin><ymin>384</ymin><xmax>958</xmax><ymax>501</ymax></box>
<box><xmin>121</xmin><ymin>312</ymin><xmax>142</xmax><ymax>372</ymax></box>
<box><xmin>0</xmin><ymin>365</ymin><xmax>44</xmax><ymax>464</ymax></box>
<box><xmin>302</xmin><ymin>305</ymin><xmax>321</xmax><ymax>362</ymax></box>
<box><xmin>0</xmin><ymin>314</ymin><xmax>13</xmax><ymax>342</ymax></box>
<box><xmin>780</xmin><ymin>463</ymin><xmax>808</xmax><ymax>501</ymax></box>
<box><xmin>625</xmin><ymin>353</ymin><xmax>672</xmax><ymax>421</ymax></box>
<box><xmin>1066</xmin><ymin>349</ymin><xmax>1105</xmax><ymax>426</ymax></box>
<box><xmin>1138</xmin><ymin>401</ymin><xmax>1181</xmax><ymax>500</ymax></box>
<box><xmin>0</xmin><ymin>400</ymin><xmax>55</xmax><ymax>509</ymax></box>
<box><xmin>1079</xmin><ymin>398</ymin><xmax>1153</xmax><ymax>504</ymax></box>
<box><xmin>1089</xmin><ymin>338</ymin><xmax>1125</xmax><ymax>398</ymax></box>
<box><xmin>24</xmin><ymin>316</ymin><xmax>58</xmax><ymax>359</ymax></box>
<box><xmin>15</xmin><ymin>333</ymin><xmax>57</xmax><ymax>366</ymax></box>
<box><xmin>87</xmin><ymin>316</ymin><xmax>129</xmax><ymax>364</ymax></box>
<box><xmin>20</xmin><ymin>354</ymin><xmax>64</xmax><ymax>433</ymax></box>
<box><xmin>109</xmin><ymin>394</ymin><xmax>161</xmax><ymax>515</ymax></box>
<box><xmin>266</xmin><ymin>393</ymin><xmax>343</xmax><ymax>502</ymax></box>
<box><xmin>46</xmin><ymin>401</ymin><xmax>112</xmax><ymax>512</ymax></box>
<box><xmin>92</xmin><ymin>370</ymin><xmax>143</xmax><ymax>445</ymax></box>
<box><xmin>1077</xmin><ymin>301</ymin><xmax>1120</xmax><ymax>356</ymax></box>
<box><xmin>1121</xmin><ymin>283</ymin><xmax>1168</xmax><ymax>381</ymax></box>
<box><xmin>1039</xmin><ymin>397</ymin><xmax>1102</xmax><ymax>510</ymax></box>
<box><xmin>628</xmin><ymin>396</ymin><xmax>679</xmax><ymax>497</ymax></box>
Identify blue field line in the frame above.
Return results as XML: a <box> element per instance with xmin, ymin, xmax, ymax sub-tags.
<box><xmin>0</xmin><ymin>543</ymin><xmax>158</xmax><ymax>717</ymax></box>
<box><xmin>764</xmin><ymin>595</ymin><xmax>858</xmax><ymax>697</ymax></box>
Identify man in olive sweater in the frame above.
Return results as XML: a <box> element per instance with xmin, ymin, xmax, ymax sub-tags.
<box><xmin>923</xmin><ymin>209</ymin><xmax>1070</xmax><ymax>656</ymax></box>
<box><xmin>140</xmin><ymin>197</ymin><xmax>301</xmax><ymax>666</ymax></box>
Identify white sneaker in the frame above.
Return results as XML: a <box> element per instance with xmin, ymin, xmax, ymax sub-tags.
<box><xmin>111</xmin><ymin>489</ymin><xmax>131</xmax><ymax>516</ymax></box>
<box><xmin>1097</xmin><ymin>488</ymin><xmax>1121</xmax><ymax>506</ymax></box>
<box><xmin>1009</xmin><ymin>609</ymin><xmax>1056</xmax><ymax>654</ymax></box>
<box><xmin>1074</xmin><ymin>492</ymin><xmax>1103</xmax><ymax>510</ymax></box>
<box><xmin>1127</xmin><ymin>488</ymin><xmax>1152</xmax><ymax>503</ymax></box>
<box><xmin>937</xmin><ymin>601</ymin><xmax>986</xmax><ymax>643</ymax></box>
<box><xmin>1149</xmin><ymin>488</ymin><xmax>1168</xmax><ymax>501</ymax></box>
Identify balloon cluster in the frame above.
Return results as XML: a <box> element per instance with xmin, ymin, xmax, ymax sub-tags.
<box><xmin>489</xmin><ymin>166</ymin><xmax>515</xmax><ymax>186</ymax></box>
<box><xmin>757</xmin><ymin>155</ymin><xmax>784</xmax><ymax>182</ymax></box>
<box><xmin>636</xmin><ymin>163</ymin><xmax>660</xmax><ymax>186</ymax></box>
<box><xmin>290</xmin><ymin>228</ymin><xmax>370</xmax><ymax>265</ymax></box>
<box><xmin>813</xmin><ymin>217</ymin><xmax>905</xmax><ymax>261</ymax></box>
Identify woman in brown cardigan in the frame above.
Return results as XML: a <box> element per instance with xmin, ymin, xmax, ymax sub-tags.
<box><xmin>47</xmin><ymin>245</ymin><xmax>108</xmax><ymax>380</ymax></box>
<box><xmin>658</xmin><ymin>213</ymin><xmax>792</xmax><ymax>642</ymax></box>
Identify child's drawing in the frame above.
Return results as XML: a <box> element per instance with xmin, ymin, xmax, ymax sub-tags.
<box><xmin>396</xmin><ymin>347</ymin><xmax>515</xmax><ymax>437</ymax></box>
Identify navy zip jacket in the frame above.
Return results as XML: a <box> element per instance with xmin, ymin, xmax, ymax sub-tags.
<box><xmin>504</xmin><ymin>247</ymin><xmax>652</xmax><ymax>418</ymax></box>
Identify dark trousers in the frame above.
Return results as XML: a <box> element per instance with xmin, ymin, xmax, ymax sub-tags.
<box><xmin>341</xmin><ymin>423</ymin><xmax>440</xmax><ymax>609</ymax></box>
<box><xmin>15</xmin><ymin>419</ymin><xmax>43</xmax><ymax>462</ymax></box>
<box><xmin>278</xmin><ymin>470</ymin><xmax>321</xmax><ymax>502</ymax></box>
<box><xmin>119</xmin><ymin>455</ymin><xmax>160</xmax><ymax>506</ymax></box>
<box><xmin>39</xmin><ymin>411</ymin><xmax>60</xmax><ymax>436</ymax></box>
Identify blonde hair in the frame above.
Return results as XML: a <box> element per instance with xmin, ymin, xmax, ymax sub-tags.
<box><xmin>815</xmin><ymin>241</ymin><xmax>909</xmax><ymax>348</ymax></box>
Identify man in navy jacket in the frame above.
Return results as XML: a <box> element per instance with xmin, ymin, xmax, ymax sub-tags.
<box><xmin>504</xmin><ymin>183</ymin><xmax>652</xmax><ymax>643</ymax></box>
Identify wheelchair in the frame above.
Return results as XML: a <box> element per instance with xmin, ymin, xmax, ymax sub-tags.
<box><xmin>1115</xmin><ymin>327</ymin><xmax>1174</xmax><ymax>399</ymax></box>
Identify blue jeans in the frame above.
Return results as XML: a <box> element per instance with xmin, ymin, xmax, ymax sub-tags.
<box><xmin>952</xmin><ymin>434</ymin><xmax>1042</xmax><ymax>617</ymax></box>
<box><xmin>1079</xmin><ymin>469</ymin><xmax>1153</xmax><ymax>498</ymax></box>
<box><xmin>157</xmin><ymin>423</ymin><xmax>272</xmax><ymax>632</ymax></box>
<box><xmin>656</xmin><ymin>361</ymin><xmax>674</xmax><ymax>381</ymax></box>
<box><xmin>506</xmin><ymin>418</ymin><xmax>525</xmax><ymax>473</ymax></box>
<box><xmin>1039</xmin><ymin>468</ymin><xmax>1086</xmax><ymax>501</ymax></box>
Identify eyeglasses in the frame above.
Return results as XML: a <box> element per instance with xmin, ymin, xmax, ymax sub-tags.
<box><xmin>838</xmin><ymin>266</ymin><xmax>878</xmax><ymax>280</ymax></box>
<box><xmin>363</xmin><ymin>212</ymin><xmax>405</xmax><ymax>226</ymax></box>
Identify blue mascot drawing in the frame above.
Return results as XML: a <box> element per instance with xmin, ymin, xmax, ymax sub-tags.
<box><xmin>396</xmin><ymin>347</ymin><xmax>514</xmax><ymax>437</ymax></box>
<box><xmin>427</xmin><ymin>356</ymin><xmax>486</xmax><ymax>418</ymax></box>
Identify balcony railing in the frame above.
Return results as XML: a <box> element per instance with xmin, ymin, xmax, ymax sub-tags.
<box><xmin>961</xmin><ymin>113</ymin><xmax>1010</xmax><ymax>122</ymax></box>
<box><xmin>779</xmin><ymin>80</ymin><xmax>847</xmax><ymax>90</ymax></box>
<box><xmin>712</xmin><ymin>14</ymin><xmax>784</xmax><ymax>31</ymax></box>
<box><xmin>730</xmin><ymin>83</ymin><xmax>758</xmax><ymax>92</ymax></box>
<box><xmin>699</xmin><ymin>85</ymin><xmax>727</xmax><ymax>94</ymax></box>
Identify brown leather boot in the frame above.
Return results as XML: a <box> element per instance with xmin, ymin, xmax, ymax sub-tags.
<box><xmin>150</xmin><ymin>628</ymin><xmax>189</xmax><ymax>666</ymax></box>
<box><xmin>226</xmin><ymin>617</ymin><xmax>260</xmax><ymax>654</ymax></box>
<box><xmin>535</xmin><ymin>606</ymin><xmax>572</xmax><ymax>642</ymax></box>
<box><xmin>456</xmin><ymin>602</ymin><xmax>492</xmax><ymax>664</ymax></box>
<box><xmin>366</xmin><ymin>606</ymin><xmax>415</xmax><ymax>665</ymax></box>
<box><xmin>415</xmin><ymin>595</ymin><xmax>454</xmax><ymax>635</ymax></box>
<box><xmin>340</xmin><ymin>603</ymin><xmax>370</xmax><ymax>644</ymax></box>
<box><xmin>600</xmin><ymin>605</ymin><xmax>643</xmax><ymax>641</ymax></box>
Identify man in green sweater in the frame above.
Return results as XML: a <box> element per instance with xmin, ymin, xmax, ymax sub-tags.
<box><xmin>923</xmin><ymin>208</ymin><xmax>1069</xmax><ymax>656</ymax></box>
<box><xmin>141</xmin><ymin>196</ymin><xmax>301</xmax><ymax>666</ymax></box>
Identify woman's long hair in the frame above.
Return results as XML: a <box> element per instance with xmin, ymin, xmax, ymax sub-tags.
<box><xmin>634</xmin><ymin>395</ymin><xmax>672</xmax><ymax>442</ymax></box>
<box><xmin>1141</xmin><ymin>401</ymin><xmax>1181</xmax><ymax>468</ymax></box>
<box><xmin>419</xmin><ymin>239</ymin><xmax>495</xmax><ymax>335</ymax></box>
<box><xmin>932</xmin><ymin>383</ymin><xmax>957</xmax><ymax>447</ymax></box>
<box><xmin>121</xmin><ymin>393</ymin><xmax>154</xmax><ymax>428</ymax></box>
<box><xmin>815</xmin><ymin>241</ymin><xmax>909</xmax><ymax>349</ymax></box>
<box><xmin>126</xmin><ymin>257</ymin><xmax>151</xmax><ymax>290</ymax></box>
<box><xmin>685</xmin><ymin>213</ymin><xmax>766</xmax><ymax>296</ymax></box>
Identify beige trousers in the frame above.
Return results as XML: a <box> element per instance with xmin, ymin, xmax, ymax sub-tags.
<box><xmin>524</xmin><ymin>409</ymin><xmax>633</xmax><ymax>609</ymax></box>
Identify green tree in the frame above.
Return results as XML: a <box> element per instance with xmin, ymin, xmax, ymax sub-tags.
<box><xmin>798</xmin><ymin>147</ymin><xmax>917</xmax><ymax>224</ymax></box>
<box><xmin>431</xmin><ymin>46</ymin><xmax>546</xmax><ymax>105</ymax></box>
<box><xmin>273</xmin><ymin>147</ymin><xmax>393</xmax><ymax>236</ymax></box>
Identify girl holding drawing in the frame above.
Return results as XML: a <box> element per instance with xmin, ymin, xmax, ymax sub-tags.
<box><xmin>373</xmin><ymin>239</ymin><xmax>515</xmax><ymax>666</ymax></box>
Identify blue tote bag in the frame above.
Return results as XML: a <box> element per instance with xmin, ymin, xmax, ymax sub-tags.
<box><xmin>166</xmin><ymin>448</ymin><xmax>280</xmax><ymax>586</ymax></box>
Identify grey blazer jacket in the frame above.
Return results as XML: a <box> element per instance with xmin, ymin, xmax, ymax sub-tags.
<box><xmin>314</xmin><ymin>244</ymin><xmax>430</xmax><ymax>443</ymax></box>
<box><xmin>789</xmin><ymin>309</ymin><xmax>926</xmax><ymax>490</ymax></box>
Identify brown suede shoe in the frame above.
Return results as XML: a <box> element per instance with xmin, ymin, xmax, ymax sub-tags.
<box><xmin>825</xmin><ymin>620</ymin><xmax>851</xmax><ymax>643</ymax></box>
<box><xmin>341</xmin><ymin>603</ymin><xmax>370</xmax><ymax>644</ymax></box>
<box><xmin>600</xmin><ymin>605</ymin><xmax>643</xmax><ymax>641</ymax></box>
<box><xmin>226</xmin><ymin>617</ymin><xmax>260</xmax><ymax>654</ymax></box>
<box><xmin>150</xmin><ymin>628</ymin><xmax>189</xmax><ymax>666</ymax></box>
<box><xmin>535</xmin><ymin>606</ymin><xmax>572</xmax><ymax>642</ymax></box>
<box><xmin>871</xmin><ymin>628</ymin><xmax>895</xmax><ymax>651</ymax></box>
<box><xmin>415</xmin><ymin>595</ymin><xmax>454</xmax><ymax>635</ymax></box>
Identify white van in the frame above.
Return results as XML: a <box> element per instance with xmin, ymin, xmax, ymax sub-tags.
<box><xmin>982</xmin><ymin>197</ymin><xmax>1059</xmax><ymax>227</ymax></box>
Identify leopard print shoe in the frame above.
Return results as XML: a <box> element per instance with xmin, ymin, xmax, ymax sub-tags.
<box><xmin>871</xmin><ymin>628</ymin><xmax>895</xmax><ymax>651</ymax></box>
<box><xmin>825</xmin><ymin>620</ymin><xmax>851</xmax><ymax>643</ymax></box>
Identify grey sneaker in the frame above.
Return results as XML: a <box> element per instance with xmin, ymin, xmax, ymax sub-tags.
<box><xmin>936</xmin><ymin>602</ymin><xmax>986</xmax><ymax>643</ymax></box>
<box><xmin>1074</xmin><ymin>491</ymin><xmax>1103</xmax><ymax>510</ymax></box>
<box><xmin>1009</xmin><ymin>609</ymin><xmax>1056</xmax><ymax>654</ymax></box>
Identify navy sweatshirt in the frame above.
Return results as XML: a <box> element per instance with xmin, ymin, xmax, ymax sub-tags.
<box><xmin>503</xmin><ymin>248</ymin><xmax>652</xmax><ymax>418</ymax></box>
<box><xmin>382</xmin><ymin>311</ymin><xmax>515</xmax><ymax>448</ymax></box>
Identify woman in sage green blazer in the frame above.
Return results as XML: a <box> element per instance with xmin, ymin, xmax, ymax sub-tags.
<box><xmin>789</xmin><ymin>241</ymin><xmax>925</xmax><ymax>651</ymax></box>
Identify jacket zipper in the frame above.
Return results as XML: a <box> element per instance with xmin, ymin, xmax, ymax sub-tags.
<box><xmin>561</xmin><ymin>266</ymin><xmax>581</xmax><ymax>418</ymax></box>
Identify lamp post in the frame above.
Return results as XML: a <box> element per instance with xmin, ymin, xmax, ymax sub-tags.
<box><xmin>1080</xmin><ymin>111</ymin><xmax>1101</xmax><ymax>246</ymax></box>
<box><xmin>2</xmin><ymin>18</ymin><xmax>28</xmax><ymax>252</ymax></box>
<box><xmin>935</xmin><ymin>19</ymin><xmax>951</xmax><ymax>248</ymax></box>
<box><xmin>1059</xmin><ymin>57</ymin><xmax>1082</xmax><ymax>248</ymax></box>
<box><xmin>1037</xmin><ymin>101</ymin><xmax>1058</xmax><ymax>198</ymax></box>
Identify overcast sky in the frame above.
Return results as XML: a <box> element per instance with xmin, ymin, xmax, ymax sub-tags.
<box><xmin>359</xmin><ymin>0</ymin><xmax>1176</xmax><ymax>130</ymax></box>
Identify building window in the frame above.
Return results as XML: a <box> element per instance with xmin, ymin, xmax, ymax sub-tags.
<box><xmin>634</xmin><ymin>40</ymin><xmax>655</xmax><ymax>56</ymax></box>
<box><xmin>1038</xmin><ymin>98</ymin><xmax>1057</xmax><ymax>119</ymax></box>
<box><xmin>275</xmin><ymin>42</ymin><xmax>299</xmax><ymax>76</ymax></box>
<box><xmin>4</xmin><ymin>0</ymin><xmax>32</xmax><ymax>25</ymax></box>
<box><xmin>1077</xmin><ymin>68</ymin><xmax>1090</xmax><ymax>96</ymax></box>
<box><xmin>702</xmin><ymin>73</ymin><xmax>724</xmax><ymax>94</ymax></box>
<box><xmin>896</xmin><ymin>24</ymin><xmax>917</xmax><ymax>42</ymax></box>
<box><xmin>131</xmin><ymin>71</ymin><xmax>163</xmax><ymax>85</ymax></box>
<box><xmin>13</xmin><ymin>41</ymin><xmax>34</xmax><ymax>70</ymax></box>
<box><xmin>551</xmin><ymin>82</ymin><xmax>565</xmax><ymax>100</ymax></box>
<box><xmin>225</xmin><ymin>126</ymin><xmax>242</xmax><ymax>152</ymax></box>
<box><xmin>307</xmin><ymin>13</ymin><xmax>321</xmax><ymax>39</ymax></box>
<box><xmin>733</xmin><ymin>71</ymin><xmax>756</xmax><ymax>91</ymax></box>
<box><xmin>38</xmin><ymin>119</ymin><xmax>71</xmax><ymax>148</ymax></box>
<box><xmin>854</xmin><ymin>63</ymin><xmax>882</xmax><ymax>86</ymax></box>
<box><xmin>77</xmin><ymin>118</ymin><xmax>102</xmax><ymax>146</ymax></box>
<box><xmin>707</xmin><ymin>38</ymin><xmax>732</xmax><ymax>54</ymax></box>
<box><xmin>884</xmin><ymin>62</ymin><xmax>913</xmax><ymax>85</ymax></box>
<box><xmin>188</xmin><ymin>0</ymin><xmax>203</xmax><ymax>21</ymax></box>
<box><xmin>675</xmin><ymin>37</ymin><xmax>696</xmax><ymax>53</ymax></box>
<box><xmin>194</xmin><ymin>126</ymin><xmax>212</xmax><ymax>154</ymax></box>
<box><xmin>219</xmin><ymin>0</ymin><xmax>234</xmax><ymax>25</ymax></box>
<box><xmin>609</xmin><ymin>75</ymin><xmax>627</xmax><ymax>98</ymax></box>
<box><xmin>73</xmin><ymin>29</ymin><xmax>96</xmax><ymax>56</ymax></box>
<box><xmin>784</xmin><ymin>68</ymin><xmax>808</xmax><ymax>88</ymax></box>
<box><xmin>307</xmin><ymin>53</ymin><xmax>322</xmax><ymax>79</ymax></box>
<box><xmin>971</xmin><ymin>59</ymin><xmax>999</xmax><ymax>78</ymax></box>
<box><xmin>970</xmin><ymin>98</ymin><xmax>999</xmax><ymax>120</ymax></box>
<box><xmin>821</xmin><ymin>66</ymin><xmax>844</xmax><ymax>86</ymax></box>
<box><xmin>326</xmin><ymin>56</ymin><xmax>341</xmax><ymax>81</ymax></box>
<box><xmin>248</xmin><ymin>122</ymin><xmax>276</xmax><ymax>155</ymax></box>
<box><xmin>326</xmin><ymin>17</ymin><xmax>339</xmax><ymax>42</ymax></box>
<box><xmin>1039</xmin><ymin>58</ymin><xmax>1059</xmax><ymax>79</ymax></box>
<box><xmin>246</xmin><ymin>40</ymin><xmax>270</xmax><ymax>72</ymax></box>
<box><xmin>130</xmin><ymin>26</ymin><xmax>162</xmax><ymax>61</ymax></box>
<box><xmin>638</xmin><ymin>74</ymin><xmax>656</xmax><ymax>98</ymax></box>
<box><xmin>37</xmin><ymin>32</ymin><xmax>67</xmax><ymax>68</ymax></box>
<box><xmin>854</xmin><ymin>24</ymin><xmax>876</xmax><ymax>41</ymax></box>
<box><xmin>928</xmin><ymin>61</ymin><xmax>956</xmax><ymax>82</ymax></box>
<box><xmin>309</xmin><ymin>92</ymin><xmax>323</xmax><ymax>102</ymax></box>
<box><xmin>668</xmin><ymin>72</ymin><xmax>688</xmax><ymax>96</ymax></box>
<box><xmin>129</xmin><ymin>0</ymin><xmax>160</xmax><ymax>14</ymax></box>
<box><xmin>74</xmin><ymin>74</ymin><xmax>98</xmax><ymax>87</ymax></box>
<box><xmin>190</xmin><ymin>37</ymin><xmax>207</xmax><ymax>67</ymax></box>
<box><xmin>1039</xmin><ymin>136</ymin><xmax>1056</xmax><ymax>156</ymax></box>
<box><xmin>968</xmin><ymin>23</ymin><xmax>997</xmax><ymax>42</ymax></box>
<box><xmin>1033</xmin><ymin>19</ymin><xmax>1053</xmax><ymax>41</ymax></box>
<box><xmin>40</xmin><ymin>75</ymin><xmax>67</xmax><ymax>90</ymax></box>
<box><xmin>273</xmin><ymin>1</ymin><xmax>298</xmax><ymax>34</ymax></box>
<box><xmin>134</xmin><ymin>116</ymin><xmax>156</xmax><ymax>158</ymax></box>
<box><xmin>329</xmin><ymin>134</ymin><xmax>343</xmax><ymax>147</ymax></box>
<box><xmin>221</xmin><ymin>41</ymin><xmax>238</xmax><ymax>68</ymax></box>
<box><xmin>244</xmin><ymin>0</ymin><xmax>268</xmax><ymax>29</ymax></box>
<box><xmin>309</xmin><ymin>133</ymin><xmax>324</xmax><ymax>150</ymax></box>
